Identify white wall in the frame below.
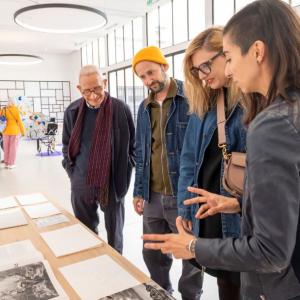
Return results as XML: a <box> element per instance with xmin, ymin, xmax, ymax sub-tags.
<box><xmin>0</xmin><ymin>51</ymin><xmax>82</xmax><ymax>101</ymax></box>
<box><xmin>67</xmin><ymin>50</ymin><xmax>82</xmax><ymax>101</ymax></box>
<box><xmin>0</xmin><ymin>54</ymin><xmax>71</xmax><ymax>81</ymax></box>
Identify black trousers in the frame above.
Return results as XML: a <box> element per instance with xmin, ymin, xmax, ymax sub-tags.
<box><xmin>71</xmin><ymin>189</ymin><xmax>124</xmax><ymax>254</ymax></box>
<box><xmin>143</xmin><ymin>192</ymin><xmax>203</xmax><ymax>300</ymax></box>
<box><xmin>217</xmin><ymin>277</ymin><xmax>240</xmax><ymax>300</ymax></box>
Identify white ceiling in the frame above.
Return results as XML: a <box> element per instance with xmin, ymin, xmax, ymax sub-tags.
<box><xmin>0</xmin><ymin>0</ymin><xmax>149</xmax><ymax>55</ymax></box>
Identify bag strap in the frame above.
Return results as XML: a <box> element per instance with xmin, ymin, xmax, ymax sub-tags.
<box><xmin>216</xmin><ymin>89</ymin><xmax>231</xmax><ymax>161</ymax></box>
<box><xmin>216</xmin><ymin>89</ymin><xmax>226</xmax><ymax>145</ymax></box>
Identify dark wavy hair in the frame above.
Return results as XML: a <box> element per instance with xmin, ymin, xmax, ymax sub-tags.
<box><xmin>224</xmin><ymin>0</ymin><xmax>300</xmax><ymax>124</ymax></box>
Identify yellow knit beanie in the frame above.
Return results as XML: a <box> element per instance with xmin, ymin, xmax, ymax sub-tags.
<box><xmin>132</xmin><ymin>46</ymin><xmax>168</xmax><ymax>73</ymax></box>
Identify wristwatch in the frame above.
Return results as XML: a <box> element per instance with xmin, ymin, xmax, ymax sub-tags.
<box><xmin>188</xmin><ymin>238</ymin><xmax>197</xmax><ymax>256</ymax></box>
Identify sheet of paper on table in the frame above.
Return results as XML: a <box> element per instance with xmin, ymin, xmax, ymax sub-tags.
<box><xmin>40</xmin><ymin>223</ymin><xmax>103</xmax><ymax>257</ymax></box>
<box><xmin>0</xmin><ymin>240</ymin><xmax>43</xmax><ymax>266</ymax></box>
<box><xmin>0</xmin><ymin>196</ymin><xmax>18</xmax><ymax>210</ymax></box>
<box><xmin>98</xmin><ymin>280</ymin><xmax>176</xmax><ymax>300</ymax></box>
<box><xmin>0</xmin><ymin>207</ymin><xmax>28</xmax><ymax>229</ymax></box>
<box><xmin>16</xmin><ymin>193</ymin><xmax>48</xmax><ymax>206</ymax></box>
<box><xmin>23</xmin><ymin>202</ymin><xmax>61</xmax><ymax>219</ymax></box>
<box><xmin>60</xmin><ymin>255</ymin><xmax>140</xmax><ymax>300</ymax></box>
<box><xmin>34</xmin><ymin>214</ymin><xmax>69</xmax><ymax>228</ymax></box>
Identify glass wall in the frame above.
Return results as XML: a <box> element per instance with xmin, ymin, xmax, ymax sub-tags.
<box><xmin>213</xmin><ymin>0</ymin><xmax>234</xmax><ymax>25</ymax></box>
<box><xmin>159</xmin><ymin>1</ymin><xmax>173</xmax><ymax>48</ymax></box>
<box><xmin>108</xmin><ymin>32</ymin><xmax>116</xmax><ymax>65</ymax></box>
<box><xmin>133</xmin><ymin>17</ymin><xmax>143</xmax><ymax>55</ymax></box>
<box><xmin>86</xmin><ymin>43</ymin><xmax>93</xmax><ymax>64</ymax></box>
<box><xmin>81</xmin><ymin>0</ymin><xmax>298</xmax><ymax>120</ymax></box>
<box><xmin>147</xmin><ymin>8</ymin><xmax>159</xmax><ymax>46</ymax></box>
<box><xmin>124</xmin><ymin>22</ymin><xmax>133</xmax><ymax>60</ymax></box>
<box><xmin>92</xmin><ymin>40</ymin><xmax>99</xmax><ymax>68</ymax></box>
<box><xmin>81</xmin><ymin>45</ymin><xmax>87</xmax><ymax>66</ymax></box>
<box><xmin>99</xmin><ymin>37</ymin><xmax>106</xmax><ymax>68</ymax></box>
<box><xmin>173</xmin><ymin>0</ymin><xmax>188</xmax><ymax>44</ymax></box>
<box><xmin>188</xmin><ymin>0</ymin><xmax>205</xmax><ymax>40</ymax></box>
<box><xmin>116</xmin><ymin>27</ymin><xmax>124</xmax><ymax>63</ymax></box>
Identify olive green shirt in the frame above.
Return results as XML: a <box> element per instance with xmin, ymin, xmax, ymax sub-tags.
<box><xmin>145</xmin><ymin>78</ymin><xmax>177</xmax><ymax>196</ymax></box>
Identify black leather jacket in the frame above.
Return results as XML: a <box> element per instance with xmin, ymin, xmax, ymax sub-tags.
<box><xmin>195</xmin><ymin>89</ymin><xmax>300</xmax><ymax>300</ymax></box>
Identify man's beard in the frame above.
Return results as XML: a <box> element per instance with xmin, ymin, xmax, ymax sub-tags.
<box><xmin>149</xmin><ymin>71</ymin><xmax>168</xmax><ymax>93</ymax></box>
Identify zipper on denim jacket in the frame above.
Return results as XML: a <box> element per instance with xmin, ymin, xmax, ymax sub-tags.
<box><xmin>159</xmin><ymin>104</ymin><xmax>168</xmax><ymax>196</ymax></box>
<box><xmin>163</xmin><ymin>102</ymin><xmax>174</xmax><ymax>196</ymax></box>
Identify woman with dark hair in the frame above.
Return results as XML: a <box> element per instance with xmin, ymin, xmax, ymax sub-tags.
<box><xmin>143</xmin><ymin>1</ymin><xmax>300</xmax><ymax>299</ymax></box>
<box><xmin>178</xmin><ymin>27</ymin><xmax>246</xmax><ymax>300</ymax></box>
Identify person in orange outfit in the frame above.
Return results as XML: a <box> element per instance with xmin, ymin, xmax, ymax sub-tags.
<box><xmin>0</xmin><ymin>98</ymin><xmax>25</xmax><ymax>169</ymax></box>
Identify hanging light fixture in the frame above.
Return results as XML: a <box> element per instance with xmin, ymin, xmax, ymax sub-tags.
<box><xmin>14</xmin><ymin>3</ymin><xmax>107</xmax><ymax>34</ymax></box>
<box><xmin>0</xmin><ymin>54</ymin><xmax>43</xmax><ymax>65</ymax></box>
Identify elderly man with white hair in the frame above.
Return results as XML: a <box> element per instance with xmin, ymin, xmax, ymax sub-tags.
<box><xmin>62</xmin><ymin>65</ymin><xmax>135</xmax><ymax>254</ymax></box>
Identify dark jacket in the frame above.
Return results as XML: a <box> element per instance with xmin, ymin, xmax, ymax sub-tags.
<box><xmin>133</xmin><ymin>79</ymin><xmax>190</xmax><ymax>201</ymax></box>
<box><xmin>62</xmin><ymin>95</ymin><xmax>135</xmax><ymax>201</ymax></box>
<box><xmin>194</xmin><ymin>90</ymin><xmax>300</xmax><ymax>300</ymax></box>
<box><xmin>178</xmin><ymin>104</ymin><xmax>246</xmax><ymax>238</ymax></box>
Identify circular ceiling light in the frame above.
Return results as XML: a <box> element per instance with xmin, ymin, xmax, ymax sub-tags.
<box><xmin>14</xmin><ymin>3</ymin><xmax>107</xmax><ymax>34</ymax></box>
<box><xmin>0</xmin><ymin>54</ymin><xmax>43</xmax><ymax>65</ymax></box>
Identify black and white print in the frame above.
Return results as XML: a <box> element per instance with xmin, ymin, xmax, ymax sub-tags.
<box><xmin>0</xmin><ymin>262</ymin><xmax>59</xmax><ymax>299</ymax></box>
<box><xmin>99</xmin><ymin>281</ymin><xmax>176</xmax><ymax>300</ymax></box>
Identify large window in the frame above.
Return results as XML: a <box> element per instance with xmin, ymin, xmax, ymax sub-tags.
<box><xmin>134</xmin><ymin>73</ymin><xmax>145</xmax><ymax>120</ymax></box>
<box><xmin>125</xmin><ymin>68</ymin><xmax>135</xmax><ymax>118</ymax></box>
<box><xmin>108</xmin><ymin>32</ymin><xmax>116</xmax><ymax>65</ymax></box>
<box><xmin>98</xmin><ymin>37</ymin><xmax>106</xmax><ymax>68</ymax></box>
<box><xmin>108</xmin><ymin>72</ymin><xmax>117</xmax><ymax>98</ymax></box>
<box><xmin>86</xmin><ymin>43</ymin><xmax>93</xmax><ymax>65</ymax></box>
<box><xmin>117</xmin><ymin>70</ymin><xmax>125</xmax><ymax>100</ymax></box>
<box><xmin>236</xmin><ymin>0</ymin><xmax>254</xmax><ymax>11</ymax></box>
<box><xmin>81</xmin><ymin>45</ymin><xmax>87</xmax><ymax>66</ymax></box>
<box><xmin>166</xmin><ymin>56</ymin><xmax>174</xmax><ymax>78</ymax></box>
<box><xmin>133</xmin><ymin>17</ymin><xmax>143</xmax><ymax>55</ymax></box>
<box><xmin>173</xmin><ymin>52</ymin><xmax>185</xmax><ymax>81</ymax></box>
<box><xmin>147</xmin><ymin>8</ymin><xmax>159</xmax><ymax>46</ymax></box>
<box><xmin>214</xmin><ymin>0</ymin><xmax>234</xmax><ymax>25</ymax></box>
<box><xmin>188</xmin><ymin>0</ymin><xmax>205</xmax><ymax>39</ymax></box>
<box><xmin>124</xmin><ymin>22</ymin><xmax>133</xmax><ymax>60</ymax></box>
<box><xmin>116</xmin><ymin>27</ymin><xmax>124</xmax><ymax>63</ymax></box>
<box><xmin>92</xmin><ymin>40</ymin><xmax>99</xmax><ymax>68</ymax></box>
<box><xmin>159</xmin><ymin>2</ymin><xmax>173</xmax><ymax>48</ymax></box>
<box><xmin>173</xmin><ymin>0</ymin><xmax>188</xmax><ymax>44</ymax></box>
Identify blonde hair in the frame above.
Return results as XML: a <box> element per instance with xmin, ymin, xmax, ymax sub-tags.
<box><xmin>183</xmin><ymin>27</ymin><xmax>242</xmax><ymax>117</ymax></box>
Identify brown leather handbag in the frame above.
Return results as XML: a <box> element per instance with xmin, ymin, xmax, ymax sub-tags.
<box><xmin>217</xmin><ymin>90</ymin><xmax>246</xmax><ymax>198</ymax></box>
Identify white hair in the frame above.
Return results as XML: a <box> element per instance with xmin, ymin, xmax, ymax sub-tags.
<box><xmin>79</xmin><ymin>65</ymin><xmax>104</xmax><ymax>81</ymax></box>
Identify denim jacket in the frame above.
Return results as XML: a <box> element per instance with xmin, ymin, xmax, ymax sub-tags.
<box><xmin>133</xmin><ymin>79</ymin><xmax>190</xmax><ymax>201</ymax></box>
<box><xmin>177</xmin><ymin>104</ymin><xmax>247</xmax><ymax>238</ymax></box>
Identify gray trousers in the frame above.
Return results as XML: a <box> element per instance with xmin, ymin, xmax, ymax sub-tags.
<box><xmin>71</xmin><ymin>189</ymin><xmax>124</xmax><ymax>254</ymax></box>
<box><xmin>143</xmin><ymin>192</ymin><xmax>203</xmax><ymax>300</ymax></box>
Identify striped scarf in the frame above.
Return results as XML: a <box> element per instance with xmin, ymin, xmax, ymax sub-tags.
<box><xmin>68</xmin><ymin>93</ymin><xmax>113</xmax><ymax>206</ymax></box>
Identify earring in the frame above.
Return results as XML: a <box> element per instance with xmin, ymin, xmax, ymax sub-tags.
<box><xmin>257</xmin><ymin>56</ymin><xmax>262</xmax><ymax>64</ymax></box>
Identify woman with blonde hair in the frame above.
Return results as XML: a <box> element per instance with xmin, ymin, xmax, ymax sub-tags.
<box><xmin>0</xmin><ymin>98</ymin><xmax>25</xmax><ymax>168</ymax></box>
<box><xmin>176</xmin><ymin>27</ymin><xmax>246</xmax><ymax>299</ymax></box>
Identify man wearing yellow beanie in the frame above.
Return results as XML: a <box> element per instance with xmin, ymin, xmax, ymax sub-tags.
<box><xmin>132</xmin><ymin>46</ymin><xmax>203</xmax><ymax>300</ymax></box>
